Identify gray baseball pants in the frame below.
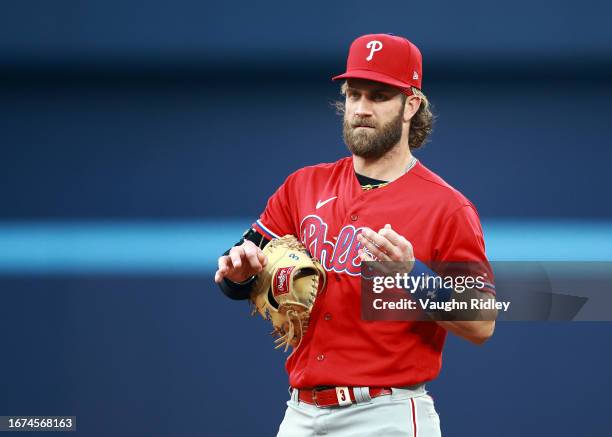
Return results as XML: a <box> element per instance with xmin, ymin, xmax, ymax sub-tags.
<box><xmin>277</xmin><ymin>385</ymin><xmax>442</xmax><ymax>437</ymax></box>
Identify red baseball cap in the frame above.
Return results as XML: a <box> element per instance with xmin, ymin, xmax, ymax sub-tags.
<box><xmin>332</xmin><ymin>34</ymin><xmax>423</xmax><ymax>92</ymax></box>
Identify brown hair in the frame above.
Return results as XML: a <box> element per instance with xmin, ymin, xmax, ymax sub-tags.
<box><xmin>335</xmin><ymin>83</ymin><xmax>435</xmax><ymax>150</ymax></box>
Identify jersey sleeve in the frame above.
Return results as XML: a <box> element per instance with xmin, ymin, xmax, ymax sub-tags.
<box><xmin>433</xmin><ymin>204</ymin><xmax>495</xmax><ymax>295</ymax></box>
<box><xmin>252</xmin><ymin>172</ymin><xmax>298</xmax><ymax>239</ymax></box>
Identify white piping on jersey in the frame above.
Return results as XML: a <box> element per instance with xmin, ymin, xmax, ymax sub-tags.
<box><xmin>256</xmin><ymin>220</ymin><xmax>281</xmax><ymax>239</ymax></box>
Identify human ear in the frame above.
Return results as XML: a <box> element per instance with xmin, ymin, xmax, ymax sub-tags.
<box><xmin>403</xmin><ymin>96</ymin><xmax>421</xmax><ymax>122</ymax></box>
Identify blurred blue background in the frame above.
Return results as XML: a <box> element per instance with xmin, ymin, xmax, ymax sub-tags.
<box><xmin>1</xmin><ymin>1</ymin><xmax>611</xmax><ymax>436</ymax></box>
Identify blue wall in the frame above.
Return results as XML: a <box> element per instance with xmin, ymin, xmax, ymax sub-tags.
<box><xmin>1</xmin><ymin>1</ymin><xmax>611</xmax><ymax>435</ymax></box>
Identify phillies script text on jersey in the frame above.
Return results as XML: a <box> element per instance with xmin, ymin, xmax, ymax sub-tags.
<box><xmin>300</xmin><ymin>215</ymin><xmax>363</xmax><ymax>276</ymax></box>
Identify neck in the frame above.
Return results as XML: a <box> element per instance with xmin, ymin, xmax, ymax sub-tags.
<box><xmin>353</xmin><ymin>143</ymin><xmax>414</xmax><ymax>182</ymax></box>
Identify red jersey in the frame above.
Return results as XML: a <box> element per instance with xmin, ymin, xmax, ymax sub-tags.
<box><xmin>252</xmin><ymin>157</ymin><xmax>493</xmax><ymax>388</ymax></box>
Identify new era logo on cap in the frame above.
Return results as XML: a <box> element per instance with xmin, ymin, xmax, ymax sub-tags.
<box><xmin>332</xmin><ymin>33</ymin><xmax>423</xmax><ymax>91</ymax></box>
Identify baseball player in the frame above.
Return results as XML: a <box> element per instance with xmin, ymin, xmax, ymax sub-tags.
<box><xmin>215</xmin><ymin>33</ymin><xmax>496</xmax><ymax>437</ymax></box>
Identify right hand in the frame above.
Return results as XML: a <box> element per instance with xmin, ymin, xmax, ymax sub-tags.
<box><xmin>214</xmin><ymin>240</ymin><xmax>268</xmax><ymax>284</ymax></box>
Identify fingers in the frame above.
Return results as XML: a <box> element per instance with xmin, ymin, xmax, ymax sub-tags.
<box><xmin>358</xmin><ymin>248</ymin><xmax>397</xmax><ymax>276</ymax></box>
<box><xmin>378</xmin><ymin>224</ymin><xmax>414</xmax><ymax>261</ymax></box>
<box><xmin>215</xmin><ymin>255</ymin><xmax>232</xmax><ymax>283</ymax></box>
<box><xmin>358</xmin><ymin>248</ymin><xmax>375</xmax><ymax>262</ymax></box>
<box><xmin>357</xmin><ymin>224</ymin><xmax>414</xmax><ymax>262</ymax></box>
<box><xmin>243</xmin><ymin>240</ymin><xmax>265</xmax><ymax>273</ymax></box>
<box><xmin>358</xmin><ymin>227</ymin><xmax>398</xmax><ymax>260</ymax></box>
<box><xmin>358</xmin><ymin>231</ymin><xmax>390</xmax><ymax>261</ymax></box>
<box><xmin>215</xmin><ymin>241</ymin><xmax>268</xmax><ymax>284</ymax></box>
<box><xmin>229</xmin><ymin>245</ymin><xmax>245</xmax><ymax>269</ymax></box>
<box><xmin>218</xmin><ymin>255</ymin><xmax>231</xmax><ymax>273</ymax></box>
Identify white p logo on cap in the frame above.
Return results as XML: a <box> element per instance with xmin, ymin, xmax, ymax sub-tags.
<box><xmin>366</xmin><ymin>40</ymin><xmax>383</xmax><ymax>61</ymax></box>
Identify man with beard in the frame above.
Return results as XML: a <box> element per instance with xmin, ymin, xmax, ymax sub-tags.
<box><xmin>215</xmin><ymin>34</ymin><xmax>496</xmax><ymax>436</ymax></box>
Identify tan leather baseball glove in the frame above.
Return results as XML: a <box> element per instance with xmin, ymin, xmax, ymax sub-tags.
<box><xmin>250</xmin><ymin>235</ymin><xmax>326</xmax><ymax>351</ymax></box>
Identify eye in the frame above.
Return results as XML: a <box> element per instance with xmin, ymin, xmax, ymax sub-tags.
<box><xmin>372</xmin><ymin>93</ymin><xmax>388</xmax><ymax>102</ymax></box>
<box><xmin>347</xmin><ymin>90</ymin><xmax>360</xmax><ymax>100</ymax></box>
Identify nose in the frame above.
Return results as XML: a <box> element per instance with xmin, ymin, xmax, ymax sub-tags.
<box><xmin>353</xmin><ymin>96</ymin><xmax>373</xmax><ymax>118</ymax></box>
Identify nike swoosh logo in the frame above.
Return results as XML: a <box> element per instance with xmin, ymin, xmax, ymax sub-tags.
<box><xmin>316</xmin><ymin>196</ymin><xmax>338</xmax><ymax>209</ymax></box>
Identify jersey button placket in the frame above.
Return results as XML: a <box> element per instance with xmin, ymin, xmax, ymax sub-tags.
<box><xmin>316</xmin><ymin>354</ymin><xmax>325</xmax><ymax>361</ymax></box>
<box><xmin>350</xmin><ymin>214</ymin><xmax>358</xmax><ymax>221</ymax></box>
<box><xmin>324</xmin><ymin>313</ymin><xmax>332</xmax><ymax>321</ymax></box>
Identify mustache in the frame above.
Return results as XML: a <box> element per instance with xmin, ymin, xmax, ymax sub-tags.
<box><xmin>350</xmin><ymin>118</ymin><xmax>376</xmax><ymax>128</ymax></box>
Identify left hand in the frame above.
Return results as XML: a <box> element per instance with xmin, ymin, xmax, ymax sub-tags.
<box><xmin>357</xmin><ymin>224</ymin><xmax>415</xmax><ymax>274</ymax></box>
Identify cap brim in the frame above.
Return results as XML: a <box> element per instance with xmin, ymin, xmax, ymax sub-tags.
<box><xmin>332</xmin><ymin>69</ymin><xmax>411</xmax><ymax>89</ymax></box>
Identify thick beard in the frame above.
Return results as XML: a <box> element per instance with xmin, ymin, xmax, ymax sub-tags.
<box><xmin>343</xmin><ymin>110</ymin><xmax>403</xmax><ymax>160</ymax></box>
